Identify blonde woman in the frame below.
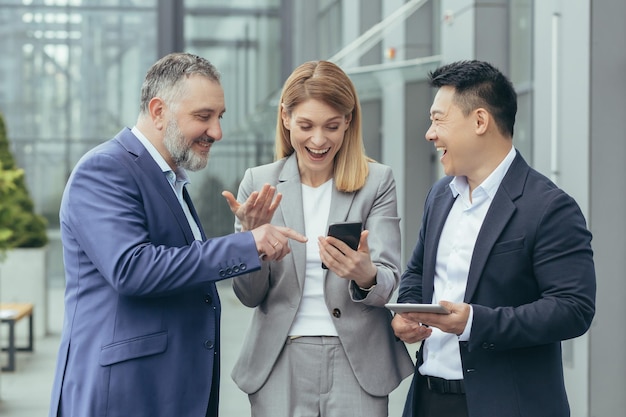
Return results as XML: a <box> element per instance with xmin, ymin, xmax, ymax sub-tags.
<box><xmin>223</xmin><ymin>60</ymin><xmax>413</xmax><ymax>417</ymax></box>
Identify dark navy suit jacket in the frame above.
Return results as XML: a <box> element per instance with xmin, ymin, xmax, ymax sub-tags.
<box><xmin>399</xmin><ymin>151</ymin><xmax>596</xmax><ymax>417</ymax></box>
<box><xmin>49</xmin><ymin>128</ymin><xmax>261</xmax><ymax>417</ymax></box>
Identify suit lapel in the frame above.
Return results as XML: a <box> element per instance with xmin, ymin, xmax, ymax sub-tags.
<box><xmin>327</xmin><ymin>186</ymin><xmax>355</xmax><ymax>226</ymax></box>
<box><xmin>423</xmin><ymin>185</ymin><xmax>456</xmax><ymax>303</ymax></box>
<box><xmin>464</xmin><ymin>193</ymin><xmax>516</xmax><ymax>301</ymax></box>
<box><xmin>276</xmin><ymin>155</ymin><xmax>307</xmax><ymax>289</ymax></box>
<box><xmin>464</xmin><ymin>152</ymin><xmax>528</xmax><ymax>301</ymax></box>
<box><xmin>115</xmin><ymin>129</ymin><xmax>197</xmax><ymax>244</ymax></box>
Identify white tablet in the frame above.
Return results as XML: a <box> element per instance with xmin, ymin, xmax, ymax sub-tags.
<box><xmin>385</xmin><ymin>303</ymin><xmax>450</xmax><ymax>314</ymax></box>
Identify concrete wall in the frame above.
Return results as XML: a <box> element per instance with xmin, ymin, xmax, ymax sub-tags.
<box><xmin>532</xmin><ymin>2</ymin><xmax>592</xmax><ymax>415</ymax></box>
<box><xmin>588</xmin><ymin>1</ymin><xmax>626</xmax><ymax>415</ymax></box>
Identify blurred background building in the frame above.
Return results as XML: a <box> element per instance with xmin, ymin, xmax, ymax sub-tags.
<box><xmin>0</xmin><ymin>1</ymin><xmax>623</xmax><ymax>416</ymax></box>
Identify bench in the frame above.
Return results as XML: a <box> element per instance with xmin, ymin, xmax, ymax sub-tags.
<box><xmin>0</xmin><ymin>302</ymin><xmax>34</xmax><ymax>371</ymax></box>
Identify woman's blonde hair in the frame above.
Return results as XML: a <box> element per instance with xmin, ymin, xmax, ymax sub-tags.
<box><xmin>275</xmin><ymin>60</ymin><xmax>370</xmax><ymax>192</ymax></box>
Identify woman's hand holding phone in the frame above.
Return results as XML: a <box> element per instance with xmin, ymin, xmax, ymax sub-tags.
<box><xmin>318</xmin><ymin>222</ymin><xmax>377</xmax><ymax>289</ymax></box>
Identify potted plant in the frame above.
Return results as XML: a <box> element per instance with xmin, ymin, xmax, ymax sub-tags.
<box><xmin>0</xmin><ymin>112</ymin><xmax>49</xmax><ymax>339</ymax></box>
<box><xmin>0</xmin><ymin>161</ymin><xmax>24</xmax><ymax>255</ymax></box>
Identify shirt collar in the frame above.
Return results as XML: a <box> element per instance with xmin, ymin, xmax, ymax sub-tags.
<box><xmin>131</xmin><ymin>126</ymin><xmax>190</xmax><ymax>184</ymax></box>
<box><xmin>449</xmin><ymin>146</ymin><xmax>516</xmax><ymax>199</ymax></box>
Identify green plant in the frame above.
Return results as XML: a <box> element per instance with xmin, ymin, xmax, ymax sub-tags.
<box><xmin>0</xmin><ymin>112</ymin><xmax>48</xmax><ymax>250</ymax></box>
<box><xmin>0</xmin><ymin>161</ymin><xmax>22</xmax><ymax>253</ymax></box>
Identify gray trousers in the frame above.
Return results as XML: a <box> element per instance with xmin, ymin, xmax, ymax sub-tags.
<box><xmin>249</xmin><ymin>336</ymin><xmax>388</xmax><ymax>417</ymax></box>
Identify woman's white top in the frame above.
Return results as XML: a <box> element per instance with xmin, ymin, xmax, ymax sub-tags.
<box><xmin>288</xmin><ymin>179</ymin><xmax>338</xmax><ymax>336</ymax></box>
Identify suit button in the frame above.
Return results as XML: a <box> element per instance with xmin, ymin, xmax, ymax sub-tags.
<box><xmin>232</xmin><ymin>265</ymin><xmax>240</xmax><ymax>273</ymax></box>
<box><xmin>332</xmin><ymin>308</ymin><xmax>341</xmax><ymax>318</ymax></box>
<box><xmin>239</xmin><ymin>263</ymin><xmax>246</xmax><ymax>271</ymax></box>
<box><xmin>204</xmin><ymin>294</ymin><xmax>212</xmax><ymax>304</ymax></box>
<box><xmin>219</xmin><ymin>269</ymin><xmax>226</xmax><ymax>277</ymax></box>
<box><xmin>204</xmin><ymin>340</ymin><xmax>214</xmax><ymax>350</ymax></box>
<box><xmin>226</xmin><ymin>268</ymin><xmax>232</xmax><ymax>275</ymax></box>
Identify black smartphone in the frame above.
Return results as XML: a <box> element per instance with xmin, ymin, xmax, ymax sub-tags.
<box><xmin>321</xmin><ymin>221</ymin><xmax>363</xmax><ymax>269</ymax></box>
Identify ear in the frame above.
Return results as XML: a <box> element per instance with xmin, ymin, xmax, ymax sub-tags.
<box><xmin>344</xmin><ymin>112</ymin><xmax>352</xmax><ymax>126</ymax></box>
<box><xmin>280</xmin><ymin>103</ymin><xmax>291</xmax><ymax>130</ymax></box>
<box><xmin>149</xmin><ymin>97</ymin><xmax>167</xmax><ymax>130</ymax></box>
<box><xmin>474</xmin><ymin>108</ymin><xmax>489</xmax><ymax>135</ymax></box>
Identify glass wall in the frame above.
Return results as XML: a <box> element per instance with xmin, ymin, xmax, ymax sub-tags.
<box><xmin>0</xmin><ymin>0</ymin><xmax>158</xmax><ymax>226</ymax></box>
<box><xmin>317</xmin><ymin>0</ymin><xmax>343</xmax><ymax>59</ymax></box>
<box><xmin>0</xmin><ymin>0</ymin><xmax>285</xmax><ymax>290</ymax></box>
<box><xmin>0</xmin><ymin>0</ymin><xmax>285</xmax><ymax>239</ymax></box>
<box><xmin>0</xmin><ymin>0</ymin><xmax>158</xmax><ymax>293</ymax></box>
<box><xmin>509</xmin><ymin>0</ymin><xmax>533</xmax><ymax>159</ymax></box>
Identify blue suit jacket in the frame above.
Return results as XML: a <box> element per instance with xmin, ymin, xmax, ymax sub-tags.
<box><xmin>399</xmin><ymin>151</ymin><xmax>596</xmax><ymax>417</ymax></box>
<box><xmin>49</xmin><ymin>128</ymin><xmax>262</xmax><ymax>417</ymax></box>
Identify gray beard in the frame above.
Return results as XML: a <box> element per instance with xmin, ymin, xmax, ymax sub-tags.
<box><xmin>163</xmin><ymin>120</ymin><xmax>209</xmax><ymax>172</ymax></box>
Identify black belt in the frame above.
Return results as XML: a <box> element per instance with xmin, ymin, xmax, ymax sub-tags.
<box><xmin>425</xmin><ymin>375</ymin><xmax>465</xmax><ymax>395</ymax></box>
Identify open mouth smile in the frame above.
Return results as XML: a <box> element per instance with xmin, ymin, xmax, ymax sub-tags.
<box><xmin>196</xmin><ymin>137</ymin><xmax>214</xmax><ymax>149</ymax></box>
<box><xmin>306</xmin><ymin>147</ymin><xmax>330</xmax><ymax>159</ymax></box>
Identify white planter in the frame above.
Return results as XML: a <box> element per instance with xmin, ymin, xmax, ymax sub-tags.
<box><xmin>0</xmin><ymin>247</ymin><xmax>48</xmax><ymax>340</ymax></box>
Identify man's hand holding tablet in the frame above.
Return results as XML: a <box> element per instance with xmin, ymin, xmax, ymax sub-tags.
<box><xmin>385</xmin><ymin>303</ymin><xmax>450</xmax><ymax>314</ymax></box>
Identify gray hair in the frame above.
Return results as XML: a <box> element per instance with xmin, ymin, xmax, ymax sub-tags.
<box><xmin>139</xmin><ymin>52</ymin><xmax>221</xmax><ymax>114</ymax></box>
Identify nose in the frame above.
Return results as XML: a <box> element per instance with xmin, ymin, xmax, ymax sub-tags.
<box><xmin>310</xmin><ymin>128</ymin><xmax>325</xmax><ymax>146</ymax></box>
<box><xmin>425</xmin><ymin>123</ymin><xmax>436</xmax><ymax>142</ymax></box>
<box><xmin>208</xmin><ymin>119</ymin><xmax>223</xmax><ymax>142</ymax></box>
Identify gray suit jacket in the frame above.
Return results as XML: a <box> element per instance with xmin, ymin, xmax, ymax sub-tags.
<box><xmin>231</xmin><ymin>154</ymin><xmax>414</xmax><ymax>396</ymax></box>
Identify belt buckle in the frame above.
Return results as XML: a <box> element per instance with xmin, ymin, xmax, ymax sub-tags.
<box><xmin>426</xmin><ymin>376</ymin><xmax>440</xmax><ymax>392</ymax></box>
<box><xmin>425</xmin><ymin>376</ymin><xmax>464</xmax><ymax>394</ymax></box>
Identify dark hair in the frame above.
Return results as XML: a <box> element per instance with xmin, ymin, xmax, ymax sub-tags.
<box><xmin>428</xmin><ymin>60</ymin><xmax>517</xmax><ymax>137</ymax></box>
<box><xmin>139</xmin><ymin>52</ymin><xmax>221</xmax><ymax>114</ymax></box>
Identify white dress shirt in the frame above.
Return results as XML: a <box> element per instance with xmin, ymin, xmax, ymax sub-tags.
<box><xmin>419</xmin><ymin>146</ymin><xmax>516</xmax><ymax>380</ymax></box>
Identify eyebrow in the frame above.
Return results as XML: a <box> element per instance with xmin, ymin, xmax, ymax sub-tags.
<box><xmin>295</xmin><ymin>115</ymin><xmax>343</xmax><ymax>123</ymax></box>
<box><xmin>192</xmin><ymin>107</ymin><xmax>226</xmax><ymax>115</ymax></box>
